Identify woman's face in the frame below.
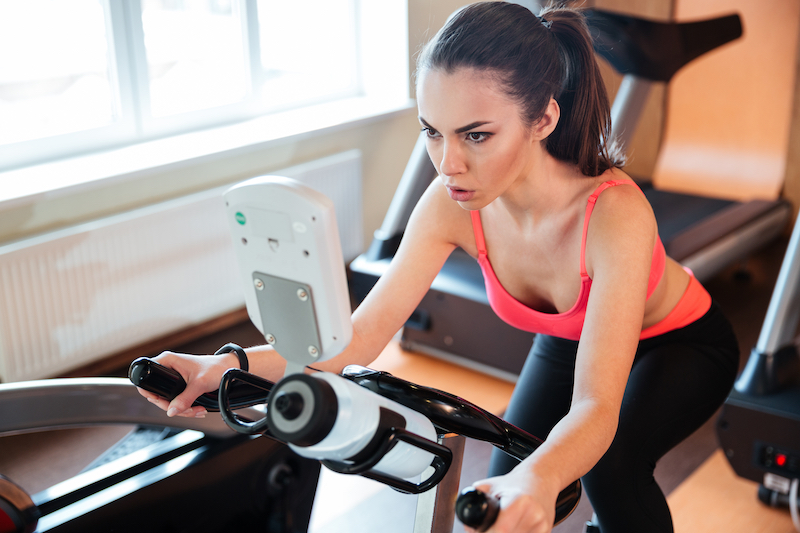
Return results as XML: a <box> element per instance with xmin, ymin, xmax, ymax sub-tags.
<box><xmin>416</xmin><ymin>67</ymin><xmax>543</xmax><ymax>210</ymax></box>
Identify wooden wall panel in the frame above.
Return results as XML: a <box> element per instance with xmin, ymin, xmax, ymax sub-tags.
<box><xmin>782</xmin><ymin>31</ymin><xmax>800</xmax><ymax>219</ymax></box>
<box><xmin>653</xmin><ymin>0</ymin><xmax>800</xmax><ymax>201</ymax></box>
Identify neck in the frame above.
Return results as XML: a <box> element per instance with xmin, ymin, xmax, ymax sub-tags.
<box><xmin>495</xmin><ymin>151</ymin><xmax>586</xmax><ymax>223</ymax></box>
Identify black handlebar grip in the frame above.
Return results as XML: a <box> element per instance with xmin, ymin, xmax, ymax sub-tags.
<box><xmin>129</xmin><ymin>357</ymin><xmax>220</xmax><ymax>411</ymax></box>
<box><xmin>128</xmin><ymin>357</ymin><xmax>271</xmax><ymax>412</ymax></box>
<box><xmin>456</xmin><ymin>487</ymin><xmax>499</xmax><ymax>532</ymax></box>
<box><xmin>129</xmin><ymin>357</ymin><xmax>185</xmax><ymax>397</ymax></box>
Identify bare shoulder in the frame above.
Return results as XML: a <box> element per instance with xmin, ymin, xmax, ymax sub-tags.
<box><xmin>408</xmin><ymin>176</ymin><xmax>476</xmax><ymax>253</ymax></box>
<box><xmin>590</xmin><ymin>170</ymin><xmax>655</xmax><ymax>226</ymax></box>
<box><xmin>583</xmin><ymin>170</ymin><xmax>657</xmax><ymax>276</ymax></box>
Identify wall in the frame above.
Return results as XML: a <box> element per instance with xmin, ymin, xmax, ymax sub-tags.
<box><xmin>779</xmin><ymin>14</ymin><xmax>800</xmax><ymax>219</ymax></box>
<box><xmin>653</xmin><ymin>0</ymin><xmax>800</xmax><ymax>201</ymax></box>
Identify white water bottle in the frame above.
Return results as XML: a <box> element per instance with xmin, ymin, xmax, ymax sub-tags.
<box><xmin>267</xmin><ymin>372</ymin><xmax>437</xmax><ymax>480</ymax></box>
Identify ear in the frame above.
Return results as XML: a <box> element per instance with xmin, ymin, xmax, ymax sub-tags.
<box><xmin>531</xmin><ymin>98</ymin><xmax>560</xmax><ymax>141</ymax></box>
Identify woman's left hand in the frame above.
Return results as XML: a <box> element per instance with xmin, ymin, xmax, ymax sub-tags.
<box><xmin>464</xmin><ymin>468</ymin><xmax>558</xmax><ymax>533</ymax></box>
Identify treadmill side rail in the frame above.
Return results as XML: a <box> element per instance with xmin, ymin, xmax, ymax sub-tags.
<box><xmin>0</xmin><ymin>378</ymin><xmax>261</xmax><ymax>438</ymax></box>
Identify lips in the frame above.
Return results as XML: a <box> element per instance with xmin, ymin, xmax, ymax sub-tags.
<box><xmin>446</xmin><ymin>186</ymin><xmax>475</xmax><ymax>202</ymax></box>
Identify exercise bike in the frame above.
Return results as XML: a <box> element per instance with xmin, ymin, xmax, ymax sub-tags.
<box><xmin>0</xmin><ymin>177</ymin><xmax>581</xmax><ymax>533</ymax></box>
<box><xmin>717</xmin><ymin>189</ymin><xmax>800</xmax><ymax>531</ymax></box>
<box><xmin>129</xmin><ymin>176</ymin><xmax>581</xmax><ymax>532</ymax></box>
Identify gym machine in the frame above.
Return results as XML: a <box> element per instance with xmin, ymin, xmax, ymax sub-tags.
<box><xmin>2</xmin><ymin>9</ymin><xmax>791</xmax><ymax>533</ymax></box>
<box><xmin>137</xmin><ymin>176</ymin><xmax>582</xmax><ymax>532</ymax></box>
<box><xmin>716</xmin><ymin>203</ymin><xmax>800</xmax><ymax>529</ymax></box>
<box><xmin>0</xmin><ymin>377</ymin><xmax>319</xmax><ymax>533</ymax></box>
<box><xmin>349</xmin><ymin>8</ymin><xmax>791</xmax><ymax>379</ymax></box>
<box><xmin>0</xmin><ymin>177</ymin><xmax>582</xmax><ymax>532</ymax></box>
<box><xmin>213</xmin><ymin>176</ymin><xmax>581</xmax><ymax>531</ymax></box>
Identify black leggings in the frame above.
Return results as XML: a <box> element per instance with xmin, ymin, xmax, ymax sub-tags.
<box><xmin>488</xmin><ymin>302</ymin><xmax>740</xmax><ymax>533</ymax></box>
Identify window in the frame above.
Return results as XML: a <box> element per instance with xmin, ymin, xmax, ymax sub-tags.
<box><xmin>0</xmin><ymin>1</ymin><xmax>121</xmax><ymax>145</ymax></box>
<box><xmin>255</xmin><ymin>0</ymin><xmax>358</xmax><ymax>111</ymax></box>
<box><xmin>0</xmin><ymin>0</ymin><xmax>370</xmax><ymax>171</ymax></box>
<box><xmin>141</xmin><ymin>0</ymin><xmax>250</xmax><ymax>118</ymax></box>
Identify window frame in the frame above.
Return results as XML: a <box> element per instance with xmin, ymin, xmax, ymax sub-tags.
<box><xmin>0</xmin><ymin>0</ymin><xmax>382</xmax><ymax>173</ymax></box>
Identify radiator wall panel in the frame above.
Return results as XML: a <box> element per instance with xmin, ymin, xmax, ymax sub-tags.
<box><xmin>0</xmin><ymin>150</ymin><xmax>363</xmax><ymax>382</ymax></box>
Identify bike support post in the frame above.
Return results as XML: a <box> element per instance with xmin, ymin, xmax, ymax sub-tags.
<box><xmin>413</xmin><ymin>433</ymin><xmax>466</xmax><ymax>533</ymax></box>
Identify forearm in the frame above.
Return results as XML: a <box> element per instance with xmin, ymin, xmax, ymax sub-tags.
<box><xmin>516</xmin><ymin>397</ymin><xmax>618</xmax><ymax>495</ymax></box>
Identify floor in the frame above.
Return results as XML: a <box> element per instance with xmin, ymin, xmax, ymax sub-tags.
<box><xmin>670</xmin><ymin>450</ymin><xmax>797</xmax><ymax>533</ymax></box>
<box><xmin>0</xmin><ymin>234</ymin><xmax>797</xmax><ymax>532</ymax></box>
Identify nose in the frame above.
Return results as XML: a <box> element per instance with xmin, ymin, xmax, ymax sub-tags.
<box><xmin>438</xmin><ymin>141</ymin><xmax>467</xmax><ymax>177</ymax></box>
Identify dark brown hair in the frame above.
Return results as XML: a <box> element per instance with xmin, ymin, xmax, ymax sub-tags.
<box><xmin>416</xmin><ymin>2</ymin><xmax>624</xmax><ymax>177</ymax></box>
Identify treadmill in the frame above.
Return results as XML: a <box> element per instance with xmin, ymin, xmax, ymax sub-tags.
<box><xmin>0</xmin><ymin>378</ymin><xmax>319</xmax><ymax>533</ymax></box>
<box><xmin>349</xmin><ymin>8</ymin><xmax>791</xmax><ymax>380</ymax></box>
<box><xmin>717</xmin><ymin>209</ymin><xmax>800</xmax><ymax>509</ymax></box>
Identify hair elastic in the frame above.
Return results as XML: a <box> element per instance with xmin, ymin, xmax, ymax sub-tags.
<box><xmin>540</xmin><ymin>17</ymin><xmax>552</xmax><ymax>29</ymax></box>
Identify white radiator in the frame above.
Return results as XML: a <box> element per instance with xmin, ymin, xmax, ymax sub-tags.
<box><xmin>0</xmin><ymin>150</ymin><xmax>363</xmax><ymax>382</ymax></box>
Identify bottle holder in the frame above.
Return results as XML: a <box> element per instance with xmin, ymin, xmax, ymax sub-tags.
<box><xmin>217</xmin><ymin>368</ymin><xmax>275</xmax><ymax>435</ymax></box>
<box><xmin>217</xmin><ymin>368</ymin><xmax>453</xmax><ymax>495</ymax></box>
<box><xmin>321</xmin><ymin>425</ymin><xmax>452</xmax><ymax>495</ymax></box>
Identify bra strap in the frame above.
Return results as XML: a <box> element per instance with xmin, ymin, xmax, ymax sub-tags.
<box><xmin>470</xmin><ymin>210</ymin><xmax>488</xmax><ymax>257</ymax></box>
<box><xmin>580</xmin><ymin>180</ymin><xmax>637</xmax><ymax>277</ymax></box>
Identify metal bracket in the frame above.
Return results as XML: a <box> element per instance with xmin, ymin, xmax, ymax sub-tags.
<box><xmin>253</xmin><ymin>271</ymin><xmax>322</xmax><ymax>368</ymax></box>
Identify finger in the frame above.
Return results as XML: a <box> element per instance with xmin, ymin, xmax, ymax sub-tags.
<box><xmin>166</xmin><ymin>391</ymin><xmax>195</xmax><ymax>417</ymax></box>
<box><xmin>166</xmin><ymin>402</ymin><xmax>208</xmax><ymax>418</ymax></box>
<box><xmin>136</xmin><ymin>387</ymin><xmax>160</xmax><ymax>401</ymax></box>
<box><xmin>166</xmin><ymin>379</ymin><xmax>211</xmax><ymax>417</ymax></box>
<box><xmin>175</xmin><ymin>405</ymin><xmax>207</xmax><ymax>418</ymax></box>
<box><xmin>166</xmin><ymin>399</ymin><xmax>189</xmax><ymax>417</ymax></box>
<box><xmin>489</xmin><ymin>508</ymin><xmax>522</xmax><ymax>533</ymax></box>
<box><xmin>496</xmin><ymin>500</ymin><xmax>548</xmax><ymax>533</ymax></box>
<box><xmin>146</xmin><ymin>396</ymin><xmax>169</xmax><ymax>412</ymax></box>
<box><xmin>473</xmin><ymin>480</ymin><xmax>492</xmax><ymax>491</ymax></box>
<box><xmin>152</xmin><ymin>350</ymin><xmax>177</xmax><ymax>363</ymax></box>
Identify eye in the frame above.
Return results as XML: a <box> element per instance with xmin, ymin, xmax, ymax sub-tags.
<box><xmin>421</xmin><ymin>127</ymin><xmax>440</xmax><ymax>139</ymax></box>
<box><xmin>467</xmin><ymin>132</ymin><xmax>490</xmax><ymax>143</ymax></box>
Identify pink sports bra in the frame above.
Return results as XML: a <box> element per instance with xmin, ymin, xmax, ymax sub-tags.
<box><xmin>471</xmin><ymin>179</ymin><xmax>672</xmax><ymax>341</ymax></box>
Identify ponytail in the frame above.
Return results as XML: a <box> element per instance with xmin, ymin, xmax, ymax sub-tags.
<box><xmin>417</xmin><ymin>2</ymin><xmax>624</xmax><ymax>177</ymax></box>
<box><xmin>540</xmin><ymin>5</ymin><xmax>625</xmax><ymax>176</ymax></box>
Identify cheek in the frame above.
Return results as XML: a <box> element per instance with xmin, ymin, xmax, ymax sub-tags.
<box><xmin>496</xmin><ymin>136</ymin><xmax>534</xmax><ymax>174</ymax></box>
<box><xmin>480</xmin><ymin>143</ymin><xmax>522</xmax><ymax>180</ymax></box>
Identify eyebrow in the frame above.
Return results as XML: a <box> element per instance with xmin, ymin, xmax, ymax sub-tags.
<box><xmin>419</xmin><ymin>117</ymin><xmax>493</xmax><ymax>134</ymax></box>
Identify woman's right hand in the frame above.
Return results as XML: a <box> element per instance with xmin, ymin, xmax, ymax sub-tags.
<box><xmin>135</xmin><ymin>350</ymin><xmax>238</xmax><ymax>419</ymax></box>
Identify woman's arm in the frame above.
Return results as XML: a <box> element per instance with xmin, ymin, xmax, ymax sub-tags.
<box><xmin>140</xmin><ymin>178</ymin><xmax>469</xmax><ymax>417</ymax></box>
<box><xmin>471</xmin><ymin>185</ymin><xmax>657</xmax><ymax>533</ymax></box>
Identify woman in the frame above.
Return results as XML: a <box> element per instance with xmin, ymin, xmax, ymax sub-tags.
<box><xmin>138</xmin><ymin>3</ymin><xmax>740</xmax><ymax>532</ymax></box>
